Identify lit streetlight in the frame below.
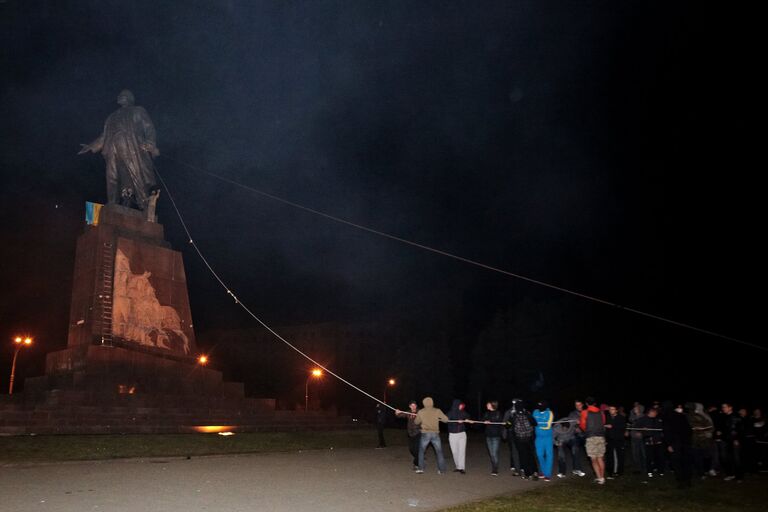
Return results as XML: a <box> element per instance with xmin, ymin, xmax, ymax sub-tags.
<box><xmin>197</xmin><ymin>355</ymin><xmax>209</xmax><ymax>365</ymax></box>
<box><xmin>9</xmin><ymin>336</ymin><xmax>33</xmax><ymax>395</ymax></box>
<box><xmin>305</xmin><ymin>368</ymin><xmax>323</xmax><ymax>412</ymax></box>
<box><xmin>383</xmin><ymin>377</ymin><xmax>396</xmax><ymax>404</ymax></box>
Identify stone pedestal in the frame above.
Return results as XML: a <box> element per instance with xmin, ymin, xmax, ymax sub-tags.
<box><xmin>38</xmin><ymin>203</ymin><xmax>212</xmax><ymax>399</ymax></box>
<box><xmin>67</xmin><ymin>204</ymin><xmax>195</xmax><ymax>354</ymax></box>
<box><xmin>1</xmin><ymin>204</ymin><xmax>286</xmax><ymax>434</ymax></box>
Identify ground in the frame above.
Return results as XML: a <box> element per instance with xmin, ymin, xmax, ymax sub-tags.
<box><xmin>1</xmin><ymin>434</ymin><xmax>530</xmax><ymax>511</ymax></box>
<box><xmin>1</xmin><ymin>432</ymin><xmax>764</xmax><ymax>511</ymax></box>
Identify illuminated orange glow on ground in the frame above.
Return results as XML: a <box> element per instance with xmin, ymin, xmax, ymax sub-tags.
<box><xmin>192</xmin><ymin>425</ymin><xmax>236</xmax><ymax>433</ymax></box>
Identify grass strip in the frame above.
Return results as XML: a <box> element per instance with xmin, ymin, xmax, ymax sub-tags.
<box><xmin>0</xmin><ymin>428</ymin><xmax>405</xmax><ymax>464</ymax></box>
<box><xmin>443</xmin><ymin>472</ymin><xmax>767</xmax><ymax>512</ymax></box>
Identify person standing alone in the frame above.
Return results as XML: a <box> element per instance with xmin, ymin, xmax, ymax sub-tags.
<box><xmin>375</xmin><ymin>403</ymin><xmax>388</xmax><ymax>448</ymax></box>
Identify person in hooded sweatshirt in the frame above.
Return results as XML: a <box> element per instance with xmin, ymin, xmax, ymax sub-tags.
<box><xmin>510</xmin><ymin>399</ymin><xmax>539</xmax><ymax>480</ymax></box>
<box><xmin>553</xmin><ymin>413</ymin><xmax>578</xmax><ymax>478</ymax></box>
<box><xmin>579</xmin><ymin>396</ymin><xmax>607</xmax><ymax>484</ymax></box>
<box><xmin>686</xmin><ymin>402</ymin><xmax>714</xmax><ymax>478</ymax></box>
<box><xmin>447</xmin><ymin>399</ymin><xmax>471</xmax><ymax>473</ymax></box>
<box><xmin>414</xmin><ymin>397</ymin><xmax>449</xmax><ymax>474</ymax></box>
<box><xmin>502</xmin><ymin>399</ymin><xmax>522</xmax><ymax>474</ymax></box>
<box><xmin>532</xmin><ymin>400</ymin><xmax>555</xmax><ymax>481</ymax></box>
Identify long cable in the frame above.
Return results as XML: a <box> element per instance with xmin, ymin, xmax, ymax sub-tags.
<box><xmin>160</xmin><ymin>155</ymin><xmax>764</xmax><ymax>353</ymax></box>
<box><xmin>155</xmin><ymin>168</ymin><xmax>401</xmax><ymax>413</ymax></box>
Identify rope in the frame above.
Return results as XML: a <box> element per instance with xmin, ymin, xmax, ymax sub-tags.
<box><xmin>155</xmin><ymin>168</ymin><xmax>399</xmax><ymax>414</ymax></box>
<box><xmin>159</xmin><ymin>155</ymin><xmax>765</xmax><ymax>353</ymax></box>
<box><xmin>395</xmin><ymin>416</ymin><xmax>716</xmax><ymax>430</ymax></box>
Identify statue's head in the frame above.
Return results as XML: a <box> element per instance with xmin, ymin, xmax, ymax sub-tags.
<box><xmin>117</xmin><ymin>89</ymin><xmax>135</xmax><ymax>106</ymax></box>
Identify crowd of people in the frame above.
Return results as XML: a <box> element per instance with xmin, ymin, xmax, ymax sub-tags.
<box><xmin>394</xmin><ymin>397</ymin><xmax>766</xmax><ymax>487</ymax></box>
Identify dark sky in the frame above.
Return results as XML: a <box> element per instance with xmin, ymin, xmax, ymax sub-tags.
<box><xmin>0</xmin><ymin>1</ymin><xmax>763</xmax><ymax>407</ymax></box>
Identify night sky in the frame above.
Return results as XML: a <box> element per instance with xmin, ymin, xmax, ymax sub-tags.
<box><xmin>1</xmin><ymin>2</ymin><xmax>763</xmax><ymax>413</ymax></box>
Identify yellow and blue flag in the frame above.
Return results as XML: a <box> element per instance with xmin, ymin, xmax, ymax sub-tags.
<box><xmin>85</xmin><ymin>201</ymin><xmax>103</xmax><ymax>226</ymax></box>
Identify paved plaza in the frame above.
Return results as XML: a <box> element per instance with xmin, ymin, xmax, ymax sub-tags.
<box><xmin>1</xmin><ymin>440</ymin><xmax>541</xmax><ymax>511</ymax></box>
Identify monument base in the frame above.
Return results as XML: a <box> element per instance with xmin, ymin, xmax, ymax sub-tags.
<box><xmin>0</xmin><ymin>343</ymin><xmax>357</xmax><ymax>435</ymax></box>
<box><xmin>0</xmin><ymin>202</ymin><xmax>358</xmax><ymax>434</ymax></box>
<box><xmin>35</xmin><ymin>343</ymin><xmax>241</xmax><ymax>400</ymax></box>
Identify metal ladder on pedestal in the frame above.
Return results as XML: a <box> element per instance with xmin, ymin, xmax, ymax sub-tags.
<box><xmin>99</xmin><ymin>241</ymin><xmax>115</xmax><ymax>347</ymax></box>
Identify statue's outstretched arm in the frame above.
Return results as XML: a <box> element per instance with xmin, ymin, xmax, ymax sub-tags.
<box><xmin>78</xmin><ymin>132</ymin><xmax>104</xmax><ymax>155</ymax></box>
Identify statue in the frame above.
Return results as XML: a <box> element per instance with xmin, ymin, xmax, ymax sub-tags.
<box><xmin>79</xmin><ymin>90</ymin><xmax>160</xmax><ymax>212</ymax></box>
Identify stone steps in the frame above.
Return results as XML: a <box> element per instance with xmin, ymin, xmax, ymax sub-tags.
<box><xmin>0</xmin><ymin>417</ymin><xmax>363</xmax><ymax>435</ymax></box>
<box><xmin>0</xmin><ymin>393</ymin><xmax>363</xmax><ymax>435</ymax></box>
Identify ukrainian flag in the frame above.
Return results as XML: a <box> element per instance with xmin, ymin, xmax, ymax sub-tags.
<box><xmin>85</xmin><ymin>201</ymin><xmax>103</xmax><ymax>226</ymax></box>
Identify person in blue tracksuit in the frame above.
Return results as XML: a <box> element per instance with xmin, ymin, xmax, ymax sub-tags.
<box><xmin>533</xmin><ymin>400</ymin><xmax>555</xmax><ymax>480</ymax></box>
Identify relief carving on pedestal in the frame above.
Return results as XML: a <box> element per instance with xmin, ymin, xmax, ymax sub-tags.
<box><xmin>112</xmin><ymin>248</ymin><xmax>191</xmax><ymax>354</ymax></box>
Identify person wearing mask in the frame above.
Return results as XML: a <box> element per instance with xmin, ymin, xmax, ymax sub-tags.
<box><xmin>447</xmin><ymin>399</ymin><xmax>471</xmax><ymax>473</ymax></box>
<box><xmin>502</xmin><ymin>399</ymin><xmax>522</xmax><ymax>475</ymax></box>
<box><xmin>510</xmin><ymin>399</ymin><xmax>539</xmax><ymax>480</ymax></box>
<box><xmin>605</xmin><ymin>404</ymin><xmax>627</xmax><ymax>478</ymax></box>
<box><xmin>413</xmin><ymin>397</ymin><xmax>449</xmax><ymax>474</ymax></box>
<box><xmin>579</xmin><ymin>396</ymin><xmax>607</xmax><ymax>484</ymax></box>
<box><xmin>482</xmin><ymin>400</ymin><xmax>504</xmax><ymax>475</ymax></box>
<box><xmin>533</xmin><ymin>400</ymin><xmax>555</xmax><ymax>481</ymax></box>
<box><xmin>395</xmin><ymin>400</ymin><xmax>422</xmax><ymax>470</ymax></box>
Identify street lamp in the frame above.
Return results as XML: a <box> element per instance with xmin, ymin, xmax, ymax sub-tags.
<box><xmin>383</xmin><ymin>378</ymin><xmax>396</xmax><ymax>404</ymax></box>
<box><xmin>305</xmin><ymin>368</ymin><xmax>323</xmax><ymax>412</ymax></box>
<box><xmin>197</xmin><ymin>355</ymin><xmax>209</xmax><ymax>365</ymax></box>
<box><xmin>9</xmin><ymin>336</ymin><xmax>33</xmax><ymax>395</ymax></box>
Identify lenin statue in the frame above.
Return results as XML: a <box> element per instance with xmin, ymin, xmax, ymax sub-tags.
<box><xmin>79</xmin><ymin>90</ymin><xmax>160</xmax><ymax>211</ymax></box>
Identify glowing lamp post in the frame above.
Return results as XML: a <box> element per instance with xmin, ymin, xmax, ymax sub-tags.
<box><xmin>9</xmin><ymin>336</ymin><xmax>33</xmax><ymax>395</ymax></box>
<box><xmin>305</xmin><ymin>368</ymin><xmax>323</xmax><ymax>412</ymax></box>
<box><xmin>197</xmin><ymin>355</ymin><xmax>209</xmax><ymax>365</ymax></box>
<box><xmin>383</xmin><ymin>378</ymin><xmax>396</xmax><ymax>404</ymax></box>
